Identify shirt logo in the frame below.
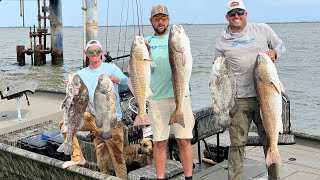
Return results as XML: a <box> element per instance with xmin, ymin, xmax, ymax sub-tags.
<box><xmin>230</xmin><ymin>38</ymin><xmax>255</xmax><ymax>47</ymax></box>
<box><xmin>151</xmin><ymin>45</ymin><xmax>168</xmax><ymax>50</ymax></box>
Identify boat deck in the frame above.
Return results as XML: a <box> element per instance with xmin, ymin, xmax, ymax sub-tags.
<box><xmin>0</xmin><ymin>91</ymin><xmax>64</xmax><ymax>135</ymax></box>
<box><xmin>1</xmin><ymin>91</ymin><xmax>320</xmax><ymax>179</ymax></box>
<box><xmin>193</xmin><ymin>136</ymin><xmax>320</xmax><ymax>180</ymax></box>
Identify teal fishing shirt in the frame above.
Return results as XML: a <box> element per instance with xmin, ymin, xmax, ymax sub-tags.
<box><xmin>146</xmin><ymin>34</ymin><xmax>175</xmax><ymax>100</ymax></box>
<box><xmin>77</xmin><ymin>62</ymin><xmax>128</xmax><ymax>120</ymax></box>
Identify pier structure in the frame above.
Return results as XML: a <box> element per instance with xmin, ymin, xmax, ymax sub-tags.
<box><xmin>16</xmin><ymin>0</ymin><xmax>63</xmax><ymax>66</ymax></box>
<box><xmin>82</xmin><ymin>0</ymin><xmax>98</xmax><ymax>67</ymax></box>
<box><xmin>49</xmin><ymin>0</ymin><xmax>63</xmax><ymax>65</ymax></box>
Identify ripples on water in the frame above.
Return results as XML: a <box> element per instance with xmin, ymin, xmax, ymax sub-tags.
<box><xmin>1</xmin><ymin>23</ymin><xmax>319</xmax><ymax>136</ymax></box>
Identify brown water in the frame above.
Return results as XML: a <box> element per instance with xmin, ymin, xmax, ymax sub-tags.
<box><xmin>1</xmin><ymin>23</ymin><xmax>320</xmax><ymax>136</ymax></box>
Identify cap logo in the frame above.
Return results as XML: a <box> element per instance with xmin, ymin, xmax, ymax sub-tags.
<box><xmin>155</xmin><ymin>7</ymin><xmax>164</xmax><ymax>12</ymax></box>
<box><xmin>90</xmin><ymin>40</ymin><xmax>97</xmax><ymax>44</ymax></box>
<box><xmin>230</xmin><ymin>2</ymin><xmax>239</xmax><ymax>7</ymax></box>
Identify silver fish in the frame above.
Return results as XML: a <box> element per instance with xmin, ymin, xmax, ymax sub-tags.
<box><xmin>128</xmin><ymin>36</ymin><xmax>154</xmax><ymax>126</ymax></box>
<box><xmin>254</xmin><ymin>52</ymin><xmax>283</xmax><ymax>166</ymax></box>
<box><xmin>57</xmin><ymin>73</ymin><xmax>89</xmax><ymax>155</ymax></box>
<box><xmin>209</xmin><ymin>56</ymin><xmax>237</xmax><ymax>129</ymax></box>
<box><xmin>94</xmin><ymin>74</ymin><xmax>117</xmax><ymax>139</ymax></box>
<box><xmin>168</xmin><ymin>24</ymin><xmax>193</xmax><ymax>128</ymax></box>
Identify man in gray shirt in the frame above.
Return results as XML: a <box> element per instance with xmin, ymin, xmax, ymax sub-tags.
<box><xmin>214</xmin><ymin>0</ymin><xmax>286</xmax><ymax>179</ymax></box>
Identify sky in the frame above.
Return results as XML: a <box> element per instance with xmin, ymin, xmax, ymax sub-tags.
<box><xmin>0</xmin><ymin>0</ymin><xmax>319</xmax><ymax>27</ymax></box>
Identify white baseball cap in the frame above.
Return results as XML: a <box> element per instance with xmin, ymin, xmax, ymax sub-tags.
<box><xmin>85</xmin><ymin>40</ymin><xmax>102</xmax><ymax>50</ymax></box>
<box><xmin>226</xmin><ymin>0</ymin><xmax>246</xmax><ymax>13</ymax></box>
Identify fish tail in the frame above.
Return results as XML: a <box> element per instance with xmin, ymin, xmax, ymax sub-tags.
<box><xmin>133</xmin><ymin>114</ymin><xmax>151</xmax><ymax>126</ymax></box>
<box><xmin>218</xmin><ymin>115</ymin><xmax>231</xmax><ymax>129</ymax></box>
<box><xmin>266</xmin><ymin>147</ymin><xmax>282</xmax><ymax>167</ymax></box>
<box><xmin>169</xmin><ymin>110</ymin><xmax>185</xmax><ymax>128</ymax></box>
<box><xmin>56</xmin><ymin>141</ymin><xmax>74</xmax><ymax>155</ymax></box>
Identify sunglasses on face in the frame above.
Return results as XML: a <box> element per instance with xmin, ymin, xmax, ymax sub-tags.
<box><xmin>87</xmin><ymin>49</ymin><xmax>101</xmax><ymax>54</ymax></box>
<box><xmin>227</xmin><ymin>9</ymin><xmax>246</xmax><ymax>17</ymax></box>
<box><xmin>152</xmin><ymin>16</ymin><xmax>169</xmax><ymax>22</ymax></box>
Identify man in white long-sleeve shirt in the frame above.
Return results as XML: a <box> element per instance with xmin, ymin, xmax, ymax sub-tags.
<box><xmin>214</xmin><ymin>0</ymin><xmax>286</xmax><ymax>179</ymax></box>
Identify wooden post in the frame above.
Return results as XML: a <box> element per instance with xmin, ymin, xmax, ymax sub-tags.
<box><xmin>34</xmin><ymin>45</ymin><xmax>43</xmax><ymax>66</ymax></box>
<box><xmin>16</xmin><ymin>45</ymin><xmax>26</xmax><ymax>66</ymax></box>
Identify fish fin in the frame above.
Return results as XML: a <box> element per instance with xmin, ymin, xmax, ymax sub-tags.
<box><xmin>278</xmin><ymin>118</ymin><xmax>284</xmax><ymax>134</ymax></box>
<box><xmin>279</xmin><ymin>81</ymin><xmax>285</xmax><ymax>93</ymax></box>
<box><xmin>218</xmin><ymin>115</ymin><xmax>232</xmax><ymax>129</ymax></box>
<box><xmin>169</xmin><ymin>110</ymin><xmax>185</xmax><ymax>128</ymax></box>
<box><xmin>182</xmin><ymin>52</ymin><xmax>187</xmax><ymax>66</ymax></box>
<box><xmin>133</xmin><ymin>115</ymin><xmax>151</xmax><ymax>126</ymax></box>
<box><xmin>150</xmin><ymin>61</ymin><xmax>157</xmax><ymax>67</ymax></box>
<box><xmin>260</xmin><ymin>109</ymin><xmax>264</xmax><ymax>122</ymax></box>
<box><xmin>56</xmin><ymin>141</ymin><xmax>74</xmax><ymax>155</ymax></box>
<box><xmin>144</xmin><ymin>59</ymin><xmax>157</xmax><ymax>67</ymax></box>
<box><xmin>272</xmin><ymin>80</ymin><xmax>281</xmax><ymax>94</ymax></box>
<box><xmin>127</xmin><ymin>78</ymin><xmax>135</xmax><ymax>97</ymax></box>
<box><xmin>229</xmin><ymin>103</ymin><xmax>237</xmax><ymax>118</ymax></box>
<box><xmin>61</xmin><ymin>97</ymin><xmax>67</xmax><ymax>110</ymax></box>
<box><xmin>60</xmin><ymin>124</ymin><xmax>67</xmax><ymax>133</ymax></box>
<box><xmin>88</xmin><ymin>102</ymin><xmax>94</xmax><ymax>112</ymax></box>
<box><xmin>266</xmin><ymin>147</ymin><xmax>282</xmax><ymax>167</ymax></box>
<box><xmin>146</xmin><ymin>88</ymin><xmax>154</xmax><ymax>98</ymax></box>
<box><xmin>77</xmin><ymin>118</ymin><xmax>86</xmax><ymax>132</ymax></box>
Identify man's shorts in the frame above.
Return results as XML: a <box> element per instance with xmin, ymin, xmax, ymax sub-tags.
<box><xmin>149</xmin><ymin>96</ymin><xmax>195</xmax><ymax>142</ymax></box>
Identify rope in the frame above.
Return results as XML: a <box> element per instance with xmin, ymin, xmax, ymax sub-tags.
<box><xmin>105</xmin><ymin>0</ymin><xmax>110</xmax><ymax>52</ymax></box>
<box><xmin>116</xmin><ymin>0</ymin><xmax>126</xmax><ymax>66</ymax></box>
<box><xmin>138</xmin><ymin>0</ymin><xmax>144</xmax><ymax>37</ymax></box>
<box><xmin>120</xmin><ymin>0</ymin><xmax>131</xmax><ymax>71</ymax></box>
<box><xmin>135</xmin><ymin>0</ymin><xmax>141</xmax><ymax>36</ymax></box>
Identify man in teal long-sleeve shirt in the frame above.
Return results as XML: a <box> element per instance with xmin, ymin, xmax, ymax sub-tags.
<box><xmin>60</xmin><ymin>40</ymin><xmax>128</xmax><ymax>178</ymax></box>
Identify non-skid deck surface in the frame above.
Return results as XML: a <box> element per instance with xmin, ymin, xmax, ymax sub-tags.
<box><xmin>194</xmin><ymin>137</ymin><xmax>320</xmax><ymax>180</ymax></box>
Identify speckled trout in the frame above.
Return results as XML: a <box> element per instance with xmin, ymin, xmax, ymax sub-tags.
<box><xmin>209</xmin><ymin>56</ymin><xmax>237</xmax><ymax>129</ymax></box>
<box><xmin>168</xmin><ymin>24</ymin><xmax>193</xmax><ymax>128</ymax></box>
<box><xmin>94</xmin><ymin>74</ymin><xmax>117</xmax><ymax>139</ymax></box>
<box><xmin>57</xmin><ymin>73</ymin><xmax>89</xmax><ymax>155</ymax></box>
<box><xmin>128</xmin><ymin>36</ymin><xmax>155</xmax><ymax>126</ymax></box>
<box><xmin>254</xmin><ymin>52</ymin><xmax>284</xmax><ymax>166</ymax></box>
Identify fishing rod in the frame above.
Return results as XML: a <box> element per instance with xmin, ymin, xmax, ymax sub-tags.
<box><xmin>104</xmin><ymin>52</ymin><xmax>130</xmax><ymax>63</ymax></box>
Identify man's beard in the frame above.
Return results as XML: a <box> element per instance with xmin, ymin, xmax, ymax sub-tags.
<box><xmin>153</xmin><ymin>24</ymin><xmax>169</xmax><ymax>35</ymax></box>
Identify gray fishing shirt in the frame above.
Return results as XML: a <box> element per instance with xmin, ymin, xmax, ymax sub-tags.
<box><xmin>215</xmin><ymin>23</ymin><xmax>286</xmax><ymax>98</ymax></box>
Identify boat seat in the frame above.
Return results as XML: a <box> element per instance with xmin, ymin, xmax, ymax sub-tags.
<box><xmin>203</xmin><ymin>92</ymin><xmax>296</xmax><ymax>162</ymax></box>
<box><xmin>0</xmin><ymin>71</ymin><xmax>37</xmax><ymax>120</ymax></box>
<box><xmin>168</xmin><ymin>106</ymin><xmax>224</xmax><ymax>164</ymax></box>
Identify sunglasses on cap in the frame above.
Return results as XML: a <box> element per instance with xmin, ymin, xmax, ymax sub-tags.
<box><xmin>227</xmin><ymin>9</ymin><xmax>246</xmax><ymax>17</ymax></box>
<box><xmin>152</xmin><ymin>16</ymin><xmax>169</xmax><ymax>22</ymax></box>
<box><xmin>87</xmin><ymin>49</ymin><xmax>101</xmax><ymax>54</ymax></box>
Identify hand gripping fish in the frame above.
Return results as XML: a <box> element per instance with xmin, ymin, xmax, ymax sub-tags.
<box><xmin>254</xmin><ymin>52</ymin><xmax>284</xmax><ymax>166</ymax></box>
<box><xmin>168</xmin><ymin>24</ymin><xmax>193</xmax><ymax>128</ymax></box>
<box><xmin>128</xmin><ymin>36</ymin><xmax>155</xmax><ymax>126</ymax></box>
<box><xmin>57</xmin><ymin>73</ymin><xmax>89</xmax><ymax>155</ymax></box>
<box><xmin>209</xmin><ymin>56</ymin><xmax>237</xmax><ymax>129</ymax></box>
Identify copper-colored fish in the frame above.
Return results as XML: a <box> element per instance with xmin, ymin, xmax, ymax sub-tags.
<box><xmin>168</xmin><ymin>24</ymin><xmax>193</xmax><ymax>128</ymax></box>
<box><xmin>254</xmin><ymin>53</ymin><xmax>284</xmax><ymax>166</ymax></box>
<box><xmin>128</xmin><ymin>36</ymin><xmax>155</xmax><ymax>126</ymax></box>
